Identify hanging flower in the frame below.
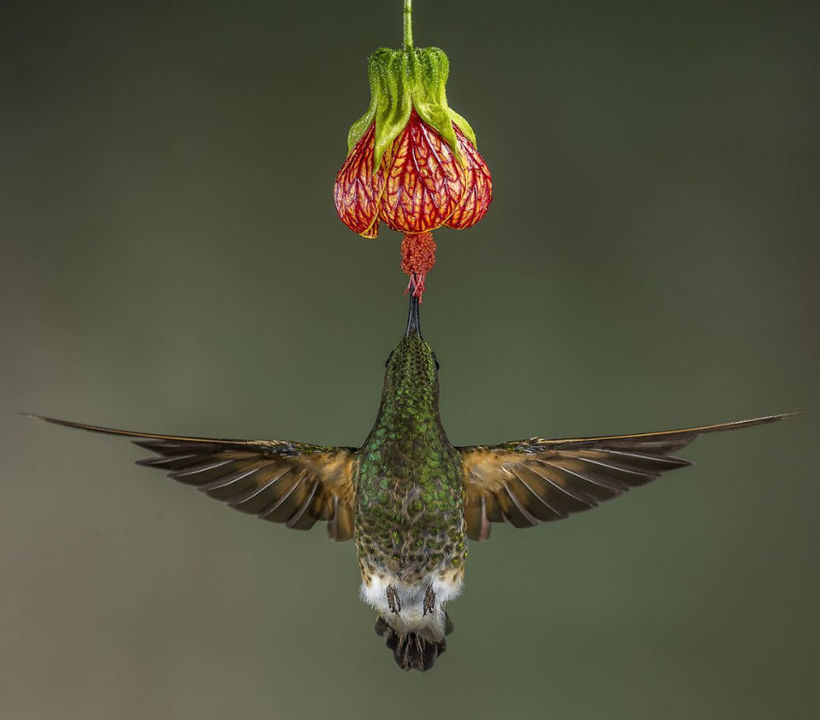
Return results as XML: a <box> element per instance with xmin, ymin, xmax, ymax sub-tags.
<box><xmin>333</xmin><ymin>11</ymin><xmax>492</xmax><ymax>301</ymax></box>
<box><xmin>334</xmin><ymin>47</ymin><xmax>492</xmax><ymax>239</ymax></box>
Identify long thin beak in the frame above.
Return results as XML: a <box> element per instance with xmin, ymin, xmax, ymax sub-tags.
<box><xmin>405</xmin><ymin>294</ymin><xmax>421</xmax><ymax>337</ymax></box>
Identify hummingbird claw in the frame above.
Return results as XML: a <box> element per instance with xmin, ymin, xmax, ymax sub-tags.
<box><xmin>386</xmin><ymin>585</ymin><xmax>401</xmax><ymax>615</ymax></box>
<box><xmin>423</xmin><ymin>586</ymin><xmax>436</xmax><ymax>616</ymax></box>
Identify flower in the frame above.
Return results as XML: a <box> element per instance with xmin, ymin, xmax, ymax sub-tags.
<box><xmin>334</xmin><ymin>47</ymin><xmax>492</xmax><ymax>240</ymax></box>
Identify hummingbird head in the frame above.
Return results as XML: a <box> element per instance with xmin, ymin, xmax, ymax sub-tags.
<box><xmin>380</xmin><ymin>295</ymin><xmax>440</xmax><ymax>412</ymax></box>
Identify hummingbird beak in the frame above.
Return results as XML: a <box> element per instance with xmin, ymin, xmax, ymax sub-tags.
<box><xmin>405</xmin><ymin>294</ymin><xmax>421</xmax><ymax>338</ymax></box>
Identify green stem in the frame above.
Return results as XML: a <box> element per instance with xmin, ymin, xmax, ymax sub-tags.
<box><xmin>403</xmin><ymin>0</ymin><xmax>413</xmax><ymax>50</ymax></box>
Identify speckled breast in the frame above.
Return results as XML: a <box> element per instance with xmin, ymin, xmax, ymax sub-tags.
<box><xmin>354</xmin><ymin>472</ymin><xmax>466</xmax><ymax>583</ymax></box>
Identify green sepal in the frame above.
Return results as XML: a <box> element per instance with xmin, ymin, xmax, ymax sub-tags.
<box><xmin>448</xmin><ymin>108</ymin><xmax>477</xmax><ymax>148</ymax></box>
<box><xmin>345</xmin><ymin>46</ymin><xmax>477</xmax><ymax>170</ymax></box>
<box><xmin>345</xmin><ymin>93</ymin><xmax>377</xmax><ymax>154</ymax></box>
<box><xmin>407</xmin><ymin>47</ymin><xmax>461</xmax><ymax>165</ymax></box>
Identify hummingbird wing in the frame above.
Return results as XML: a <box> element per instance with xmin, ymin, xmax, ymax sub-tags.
<box><xmin>458</xmin><ymin>414</ymin><xmax>792</xmax><ymax>541</ymax></box>
<box><xmin>31</xmin><ymin>416</ymin><xmax>358</xmax><ymax>541</ymax></box>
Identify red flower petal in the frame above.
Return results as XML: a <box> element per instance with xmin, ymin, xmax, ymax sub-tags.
<box><xmin>445</xmin><ymin>125</ymin><xmax>493</xmax><ymax>230</ymax></box>
<box><xmin>333</xmin><ymin>123</ymin><xmax>384</xmax><ymax>238</ymax></box>
<box><xmin>379</xmin><ymin>111</ymin><xmax>465</xmax><ymax>234</ymax></box>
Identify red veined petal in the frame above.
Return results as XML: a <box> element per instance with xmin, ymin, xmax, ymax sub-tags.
<box><xmin>445</xmin><ymin>126</ymin><xmax>493</xmax><ymax>230</ymax></box>
<box><xmin>333</xmin><ymin>123</ymin><xmax>385</xmax><ymax>238</ymax></box>
<box><xmin>379</xmin><ymin>111</ymin><xmax>465</xmax><ymax>234</ymax></box>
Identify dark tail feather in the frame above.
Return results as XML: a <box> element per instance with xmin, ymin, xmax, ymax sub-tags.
<box><xmin>374</xmin><ymin>614</ymin><xmax>453</xmax><ymax>672</ymax></box>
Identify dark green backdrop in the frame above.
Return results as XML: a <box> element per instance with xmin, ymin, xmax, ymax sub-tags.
<box><xmin>2</xmin><ymin>1</ymin><xmax>817</xmax><ymax>718</ymax></box>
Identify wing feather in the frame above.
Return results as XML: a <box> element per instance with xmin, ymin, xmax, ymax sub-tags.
<box><xmin>460</xmin><ymin>413</ymin><xmax>792</xmax><ymax>541</ymax></box>
<box><xmin>31</xmin><ymin>415</ymin><xmax>358</xmax><ymax>541</ymax></box>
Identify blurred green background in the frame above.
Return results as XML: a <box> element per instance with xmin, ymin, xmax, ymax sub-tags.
<box><xmin>1</xmin><ymin>0</ymin><xmax>818</xmax><ymax>718</ymax></box>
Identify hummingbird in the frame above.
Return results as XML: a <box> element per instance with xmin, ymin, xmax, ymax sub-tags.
<box><xmin>31</xmin><ymin>295</ymin><xmax>790</xmax><ymax>672</ymax></box>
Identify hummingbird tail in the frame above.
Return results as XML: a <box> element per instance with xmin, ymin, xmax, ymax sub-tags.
<box><xmin>374</xmin><ymin>612</ymin><xmax>454</xmax><ymax>672</ymax></box>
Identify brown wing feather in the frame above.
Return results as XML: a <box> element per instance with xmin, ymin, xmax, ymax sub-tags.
<box><xmin>31</xmin><ymin>415</ymin><xmax>357</xmax><ymax>541</ymax></box>
<box><xmin>460</xmin><ymin>413</ymin><xmax>793</xmax><ymax>541</ymax></box>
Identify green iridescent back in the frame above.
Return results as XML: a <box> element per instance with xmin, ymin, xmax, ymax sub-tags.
<box><xmin>355</xmin><ymin>332</ymin><xmax>465</xmax><ymax>579</ymax></box>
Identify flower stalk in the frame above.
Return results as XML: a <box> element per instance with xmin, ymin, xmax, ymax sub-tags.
<box><xmin>403</xmin><ymin>0</ymin><xmax>413</xmax><ymax>50</ymax></box>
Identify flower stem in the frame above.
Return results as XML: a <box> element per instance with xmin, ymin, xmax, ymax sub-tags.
<box><xmin>403</xmin><ymin>0</ymin><xmax>413</xmax><ymax>50</ymax></box>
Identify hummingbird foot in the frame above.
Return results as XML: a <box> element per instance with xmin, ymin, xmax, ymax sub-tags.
<box><xmin>423</xmin><ymin>586</ymin><xmax>436</xmax><ymax>616</ymax></box>
<box><xmin>386</xmin><ymin>584</ymin><xmax>401</xmax><ymax>615</ymax></box>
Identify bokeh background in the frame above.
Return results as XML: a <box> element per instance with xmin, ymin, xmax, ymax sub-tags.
<box><xmin>2</xmin><ymin>1</ymin><xmax>818</xmax><ymax>718</ymax></box>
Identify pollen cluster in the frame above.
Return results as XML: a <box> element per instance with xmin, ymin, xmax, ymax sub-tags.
<box><xmin>401</xmin><ymin>232</ymin><xmax>436</xmax><ymax>299</ymax></box>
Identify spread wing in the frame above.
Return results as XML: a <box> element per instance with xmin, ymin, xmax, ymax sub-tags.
<box><xmin>33</xmin><ymin>416</ymin><xmax>358</xmax><ymax>541</ymax></box>
<box><xmin>459</xmin><ymin>414</ymin><xmax>792</xmax><ymax>541</ymax></box>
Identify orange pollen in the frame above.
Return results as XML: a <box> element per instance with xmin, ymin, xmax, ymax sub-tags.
<box><xmin>400</xmin><ymin>232</ymin><xmax>436</xmax><ymax>300</ymax></box>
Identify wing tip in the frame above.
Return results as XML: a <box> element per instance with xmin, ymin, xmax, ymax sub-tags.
<box><xmin>22</xmin><ymin>413</ymin><xmax>144</xmax><ymax>438</ymax></box>
<box><xmin>21</xmin><ymin>413</ymin><xmax>251</xmax><ymax>445</ymax></box>
<box><xmin>22</xmin><ymin>413</ymin><xmax>83</xmax><ymax>429</ymax></box>
<box><xmin>770</xmin><ymin>411</ymin><xmax>801</xmax><ymax>421</ymax></box>
<box><xmin>542</xmin><ymin>410</ymin><xmax>799</xmax><ymax>445</ymax></box>
<box><xmin>704</xmin><ymin>411</ymin><xmax>799</xmax><ymax>433</ymax></box>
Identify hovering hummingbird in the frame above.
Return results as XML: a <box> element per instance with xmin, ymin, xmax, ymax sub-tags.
<box><xmin>31</xmin><ymin>296</ymin><xmax>790</xmax><ymax>672</ymax></box>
